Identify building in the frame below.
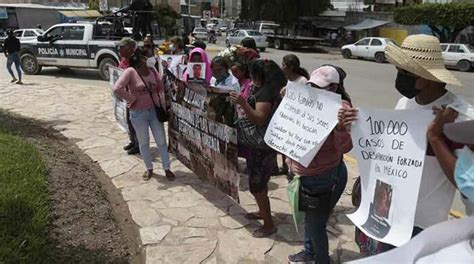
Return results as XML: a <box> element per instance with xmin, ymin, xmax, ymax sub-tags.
<box><xmin>331</xmin><ymin>0</ymin><xmax>367</xmax><ymax>11</ymax></box>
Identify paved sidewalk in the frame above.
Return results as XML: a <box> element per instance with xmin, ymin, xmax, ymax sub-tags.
<box><xmin>0</xmin><ymin>79</ymin><xmax>360</xmax><ymax>263</ymax></box>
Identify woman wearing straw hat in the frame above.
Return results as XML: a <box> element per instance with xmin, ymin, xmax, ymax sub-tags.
<box><xmin>340</xmin><ymin>34</ymin><xmax>473</xmax><ymax>256</ymax></box>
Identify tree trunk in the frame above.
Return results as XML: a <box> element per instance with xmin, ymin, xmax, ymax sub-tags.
<box><xmin>429</xmin><ymin>25</ymin><xmax>448</xmax><ymax>43</ymax></box>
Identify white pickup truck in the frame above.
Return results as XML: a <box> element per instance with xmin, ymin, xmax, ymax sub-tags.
<box><xmin>20</xmin><ymin>23</ymin><xmax>121</xmax><ymax>81</ymax></box>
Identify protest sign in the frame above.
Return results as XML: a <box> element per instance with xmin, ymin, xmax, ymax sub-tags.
<box><xmin>264</xmin><ymin>83</ymin><xmax>342</xmax><ymax>167</ymax></box>
<box><xmin>159</xmin><ymin>55</ymin><xmax>183</xmax><ymax>77</ymax></box>
<box><xmin>187</xmin><ymin>63</ymin><xmax>206</xmax><ymax>82</ymax></box>
<box><xmin>347</xmin><ymin>108</ymin><xmax>432</xmax><ymax>246</ymax></box>
<box><xmin>109</xmin><ymin>67</ymin><xmax>129</xmax><ymax>132</ymax></box>
<box><xmin>166</xmin><ymin>76</ymin><xmax>240</xmax><ymax>201</ymax></box>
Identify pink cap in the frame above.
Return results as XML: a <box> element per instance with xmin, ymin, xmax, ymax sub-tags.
<box><xmin>308</xmin><ymin>66</ymin><xmax>340</xmax><ymax>88</ymax></box>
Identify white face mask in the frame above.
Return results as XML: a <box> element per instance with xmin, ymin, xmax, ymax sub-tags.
<box><xmin>146</xmin><ymin>57</ymin><xmax>157</xmax><ymax>68</ymax></box>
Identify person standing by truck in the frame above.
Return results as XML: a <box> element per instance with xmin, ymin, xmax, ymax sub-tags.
<box><xmin>118</xmin><ymin>38</ymin><xmax>140</xmax><ymax>155</ymax></box>
<box><xmin>4</xmin><ymin>29</ymin><xmax>22</xmax><ymax>85</ymax></box>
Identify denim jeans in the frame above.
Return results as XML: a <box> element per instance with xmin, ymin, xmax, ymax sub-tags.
<box><xmin>126</xmin><ymin>107</ymin><xmax>139</xmax><ymax>147</ymax></box>
<box><xmin>7</xmin><ymin>52</ymin><xmax>21</xmax><ymax>80</ymax></box>
<box><xmin>130</xmin><ymin>107</ymin><xmax>170</xmax><ymax>171</ymax></box>
<box><xmin>301</xmin><ymin>163</ymin><xmax>347</xmax><ymax>264</ymax></box>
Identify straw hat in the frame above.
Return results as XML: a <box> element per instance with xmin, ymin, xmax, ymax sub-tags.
<box><xmin>385</xmin><ymin>34</ymin><xmax>462</xmax><ymax>86</ymax></box>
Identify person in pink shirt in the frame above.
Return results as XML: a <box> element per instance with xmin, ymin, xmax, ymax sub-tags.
<box><xmin>287</xmin><ymin>66</ymin><xmax>353</xmax><ymax>264</ymax></box>
<box><xmin>118</xmin><ymin>37</ymin><xmax>140</xmax><ymax>155</ymax></box>
<box><xmin>113</xmin><ymin>48</ymin><xmax>175</xmax><ymax>181</ymax></box>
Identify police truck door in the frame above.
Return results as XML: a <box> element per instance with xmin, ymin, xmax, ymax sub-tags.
<box><xmin>37</xmin><ymin>26</ymin><xmax>67</xmax><ymax>66</ymax></box>
<box><xmin>61</xmin><ymin>25</ymin><xmax>90</xmax><ymax>67</ymax></box>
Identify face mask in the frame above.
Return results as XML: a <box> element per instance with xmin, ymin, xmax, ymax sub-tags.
<box><xmin>455</xmin><ymin>146</ymin><xmax>474</xmax><ymax>202</ymax></box>
<box><xmin>146</xmin><ymin>57</ymin><xmax>157</xmax><ymax>68</ymax></box>
<box><xmin>395</xmin><ymin>72</ymin><xmax>420</xmax><ymax>99</ymax></box>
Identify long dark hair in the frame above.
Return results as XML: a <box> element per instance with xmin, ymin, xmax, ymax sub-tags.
<box><xmin>241</xmin><ymin>37</ymin><xmax>258</xmax><ymax>54</ymax></box>
<box><xmin>249</xmin><ymin>59</ymin><xmax>287</xmax><ymax>93</ymax></box>
<box><xmin>232</xmin><ymin>61</ymin><xmax>250</xmax><ymax>79</ymax></box>
<box><xmin>283</xmin><ymin>54</ymin><xmax>309</xmax><ymax>80</ymax></box>
<box><xmin>128</xmin><ymin>48</ymin><xmax>144</xmax><ymax>68</ymax></box>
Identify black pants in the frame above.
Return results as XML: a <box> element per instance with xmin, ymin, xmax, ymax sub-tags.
<box><xmin>126</xmin><ymin>108</ymin><xmax>138</xmax><ymax>147</ymax></box>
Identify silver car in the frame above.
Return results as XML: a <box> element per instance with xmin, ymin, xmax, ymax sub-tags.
<box><xmin>225</xmin><ymin>29</ymin><xmax>268</xmax><ymax>52</ymax></box>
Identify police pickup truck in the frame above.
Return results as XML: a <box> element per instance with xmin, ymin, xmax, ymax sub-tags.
<box><xmin>20</xmin><ymin>23</ymin><xmax>121</xmax><ymax>81</ymax></box>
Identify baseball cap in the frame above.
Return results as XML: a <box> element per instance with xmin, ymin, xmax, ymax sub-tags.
<box><xmin>118</xmin><ymin>37</ymin><xmax>136</xmax><ymax>47</ymax></box>
<box><xmin>308</xmin><ymin>66</ymin><xmax>340</xmax><ymax>88</ymax></box>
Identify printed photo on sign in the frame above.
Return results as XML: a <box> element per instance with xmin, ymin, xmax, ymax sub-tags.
<box><xmin>187</xmin><ymin>63</ymin><xmax>206</xmax><ymax>82</ymax></box>
<box><xmin>347</xmin><ymin>108</ymin><xmax>432</xmax><ymax>246</ymax></box>
<box><xmin>159</xmin><ymin>55</ymin><xmax>183</xmax><ymax>77</ymax></box>
<box><xmin>361</xmin><ymin>179</ymin><xmax>393</xmax><ymax>239</ymax></box>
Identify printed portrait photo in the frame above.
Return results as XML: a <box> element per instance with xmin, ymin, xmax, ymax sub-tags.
<box><xmin>159</xmin><ymin>55</ymin><xmax>183</xmax><ymax>77</ymax></box>
<box><xmin>373</xmin><ymin>179</ymin><xmax>393</xmax><ymax>219</ymax></box>
<box><xmin>187</xmin><ymin>63</ymin><xmax>206</xmax><ymax>81</ymax></box>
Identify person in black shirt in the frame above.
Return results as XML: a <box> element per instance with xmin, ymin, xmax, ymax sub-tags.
<box><xmin>4</xmin><ymin>29</ymin><xmax>22</xmax><ymax>84</ymax></box>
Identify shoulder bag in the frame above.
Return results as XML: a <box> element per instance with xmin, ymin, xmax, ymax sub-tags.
<box><xmin>135</xmin><ymin>67</ymin><xmax>169</xmax><ymax>123</ymax></box>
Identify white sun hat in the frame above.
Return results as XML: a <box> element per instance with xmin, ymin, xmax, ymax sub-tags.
<box><xmin>385</xmin><ymin>34</ymin><xmax>462</xmax><ymax>86</ymax></box>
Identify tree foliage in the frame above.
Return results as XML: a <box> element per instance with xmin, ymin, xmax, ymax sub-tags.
<box><xmin>154</xmin><ymin>4</ymin><xmax>181</xmax><ymax>36</ymax></box>
<box><xmin>394</xmin><ymin>3</ymin><xmax>474</xmax><ymax>42</ymax></box>
<box><xmin>241</xmin><ymin>0</ymin><xmax>331</xmax><ymax>24</ymax></box>
<box><xmin>88</xmin><ymin>0</ymin><xmax>100</xmax><ymax>11</ymax></box>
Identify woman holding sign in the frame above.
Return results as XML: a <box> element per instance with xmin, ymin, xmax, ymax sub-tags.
<box><xmin>230</xmin><ymin>59</ymin><xmax>286</xmax><ymax>238</ymax></box>
<box><xmin>287</xmin><ymin>66</ymin><xmax>353</xmax><ymax>264</ymax></box>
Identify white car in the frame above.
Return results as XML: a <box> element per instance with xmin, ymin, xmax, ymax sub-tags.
<box><xmin>225</xmin><ymin>29</ymin><xmax>268</xmax><ymax>52</ymax></box>
<box><xmin>440</xmin><ymin>43</ymin><xmax>473</xmax><ymax>72</ymax></box>
<box><xmin>14</xmin><ymin>28</ymin><xmax>45</xmax><ymax>42</ymax></box>
<box><xmin>341</xmin><ymin>37</ymin><xmax>397</xmax><ymax>63</ymax></box>
<box><xmin>192</xmin><ymin>27</ymin><xmax>208</xmax><ymax>41</ymax></box>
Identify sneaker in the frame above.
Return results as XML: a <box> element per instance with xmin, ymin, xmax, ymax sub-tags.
<box><xmin>11</xmin><ymin>78</ymin><xmax>17</xmax><ymax>83</ymax></box>
<box><xmin>123</xmin><ymin>142</ymin><xmax>136</xmax><ymax>151</ymax></box>
<box><xmin>127</xmin><ymin>146</ymin><xmax>140</xmax><ymax>155</ymax></box>
<box><xmin>16</xmin><ymin>80</ymin><xmax>23</xmax><ymax>85</ymax></box>
<box><xmin>288</xmin><ymin>250</ymin><xmax>315</xmax><ymax>264</ymax></box>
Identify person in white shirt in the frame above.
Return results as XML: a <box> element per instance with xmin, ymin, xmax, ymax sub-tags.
<box><xmin>340</xmin><ymin>34</ymin><xmax>473</xmax><ymax>256</ymax></box>
<box><xmin>210</xmin><ymin>56</ymin><xmax>240</xmax><ymax>92</ymax></box>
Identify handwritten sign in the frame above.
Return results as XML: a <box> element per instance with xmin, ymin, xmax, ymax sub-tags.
<box><xmin>109</xmin><ymin>67</ymin><xmax>129</xmax><ymax>133</ymax></box>
<box><xmin>264</xmin><ymin>83</ymin><xmax>342</xmax><ymax>167</ymax></box>
<box><xmin>347</xmin><ymin>108</ymin><xmax>432</xmax><ymax>246</ymax></box>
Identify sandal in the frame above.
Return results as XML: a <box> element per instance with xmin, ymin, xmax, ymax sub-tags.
<box><xmin>252</xmin><ymin>227</ymin><xmax>277</xmax><ymax>238</ymax></box>
<box><xmin>142</xmin><ymin>171</ymin><xmax>152</xmax><ymax>181</ymax></box>
<box><xmin>245</xmin><ymin>212</ymin><xmax>263</xmax><ymax>220</ymax></box>
<box><xmin>165</xmin><ymin>170</ymin><xmax>175</xmax><ymax>181</ymax></box>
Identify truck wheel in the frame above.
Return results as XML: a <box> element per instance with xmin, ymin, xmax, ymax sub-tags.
<box><xmin>375</xmin><ymin>52</ymin><xmax>385</xmax><ymax>63</ymax></box>
<box><xmin>21</xmin><ymin>53</ymin><xmax>42</xmax><ymax>75</ymax></box>
<box><xmin>457</xmin><ymin>60</ymin><xmax>471</xmax><ymax>72</ymax></box>
<box><xmin>99</xmin><ymin>57</ymin><xmax>118</xmax><ymax>81</ymax></box>
<box><xmin>259</xmin><ymin>48</ymin><xmax>266</xmax><ymax>52</ymax></box>
<box><xmin>274</xmin><ymin>39</ymin><xmax>283</xmax><ymax>50</ymax></box>
<box><xmin>342</xmin><ymin>49</ymin><xmax>352</xmax><ymax>59</ymax></box>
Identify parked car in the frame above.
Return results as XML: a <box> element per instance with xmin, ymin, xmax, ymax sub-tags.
<box><xmin>341</xmin><ymin>37</ymin><xmax>397</xmax><ymax>63</ymax></box>
<box><xmin>440</xmin><ymin>43</ymin><xmax>473</xmax><ymax>72</ymax></box>
<box><xmin>225</xmin><ymin>29</ymin><xmax>268</xmax><ymax>52</ymax></box>
<box><xmin>0</xmin><ymin>28</ymin><xmax>44</xmax><ymax>51</ymax></box>
<box><xmin>192</xmin><ymin>27</ymin><xmax>208</xmax><ymax>41</ymax></box>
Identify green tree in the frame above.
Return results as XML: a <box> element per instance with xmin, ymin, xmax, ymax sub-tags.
<box><xmin>153</xmin><ymin>3</ymin><xmax>181</xmax><ymax>37</ymax></box>
<box><xmin>88</xmin><ymin>0</ymin><xmax>100</xmax><ymax>11</ymax></box>
<box><xmin>394</xmin><ymin>3</ymin><xmax>474</xmax><ymax>43</ymax></box>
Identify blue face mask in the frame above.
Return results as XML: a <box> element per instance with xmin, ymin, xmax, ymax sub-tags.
<box><xmin>455</xmin><ymin>146</ymin><xmax>474</xmax><ymax>202</ymax></box>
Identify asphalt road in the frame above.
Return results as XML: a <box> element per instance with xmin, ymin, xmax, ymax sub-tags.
<box><xmin>1</xmin><ymin>43</ymin><xmax>472</xmax><ymax>215</ymax></box>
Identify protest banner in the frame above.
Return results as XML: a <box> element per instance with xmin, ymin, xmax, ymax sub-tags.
<box><xmin>166</xmin><ymin>75</ymin><xmax>240</xmax><ymax>201</ymax></box>
<box><xmin>347</xmin><ymin>108</ymin><xmax>432</xmax><ymax>246</ymax></box>
<box><xmin>264</xmin><ymin>82</ymin><xmax>342</xmax><ymax>167</ymax></box>
<box><xmin>109</xmin><ymin>67</ymin><xmax>128</xmax><ymax>132</ymax></box>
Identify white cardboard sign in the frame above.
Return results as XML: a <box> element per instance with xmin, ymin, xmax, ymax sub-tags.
<box><xmin>347</xmin><ymin>108</ymin><xmax>432</xmax><ymax>246</ymax></box>
<box><xmin>109</xmin><ymin>67</ymin><xmax>129</xmax><ymax>133</ymax></box>
<box><xmin>264</xmin><ymin>83</ymin><xmax>342</xmax><ymax>167</ymax></box>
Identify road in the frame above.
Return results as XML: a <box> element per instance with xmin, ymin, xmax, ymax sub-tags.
<box><xmin>1</xmin><ymin>43</ymin><xmax>472</xmax><ymax>214</ymax></box>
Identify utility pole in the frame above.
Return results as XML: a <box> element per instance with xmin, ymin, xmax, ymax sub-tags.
<box><xmin>188</xmin><ymin>0</ymin><xmax>191</xmax><ymax>15</ymax></box>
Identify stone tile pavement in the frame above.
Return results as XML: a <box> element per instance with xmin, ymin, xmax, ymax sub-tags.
<box><xmin>0</xmin><ymin>79</ymin><xmax>361</xmax><ymax>263</ymax></box>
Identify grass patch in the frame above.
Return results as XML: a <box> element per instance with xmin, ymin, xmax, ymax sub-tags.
<box><xmin>0</xmin><ymin>128</ymin><xmax>50</xmax><ymax>263</ymax></box>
